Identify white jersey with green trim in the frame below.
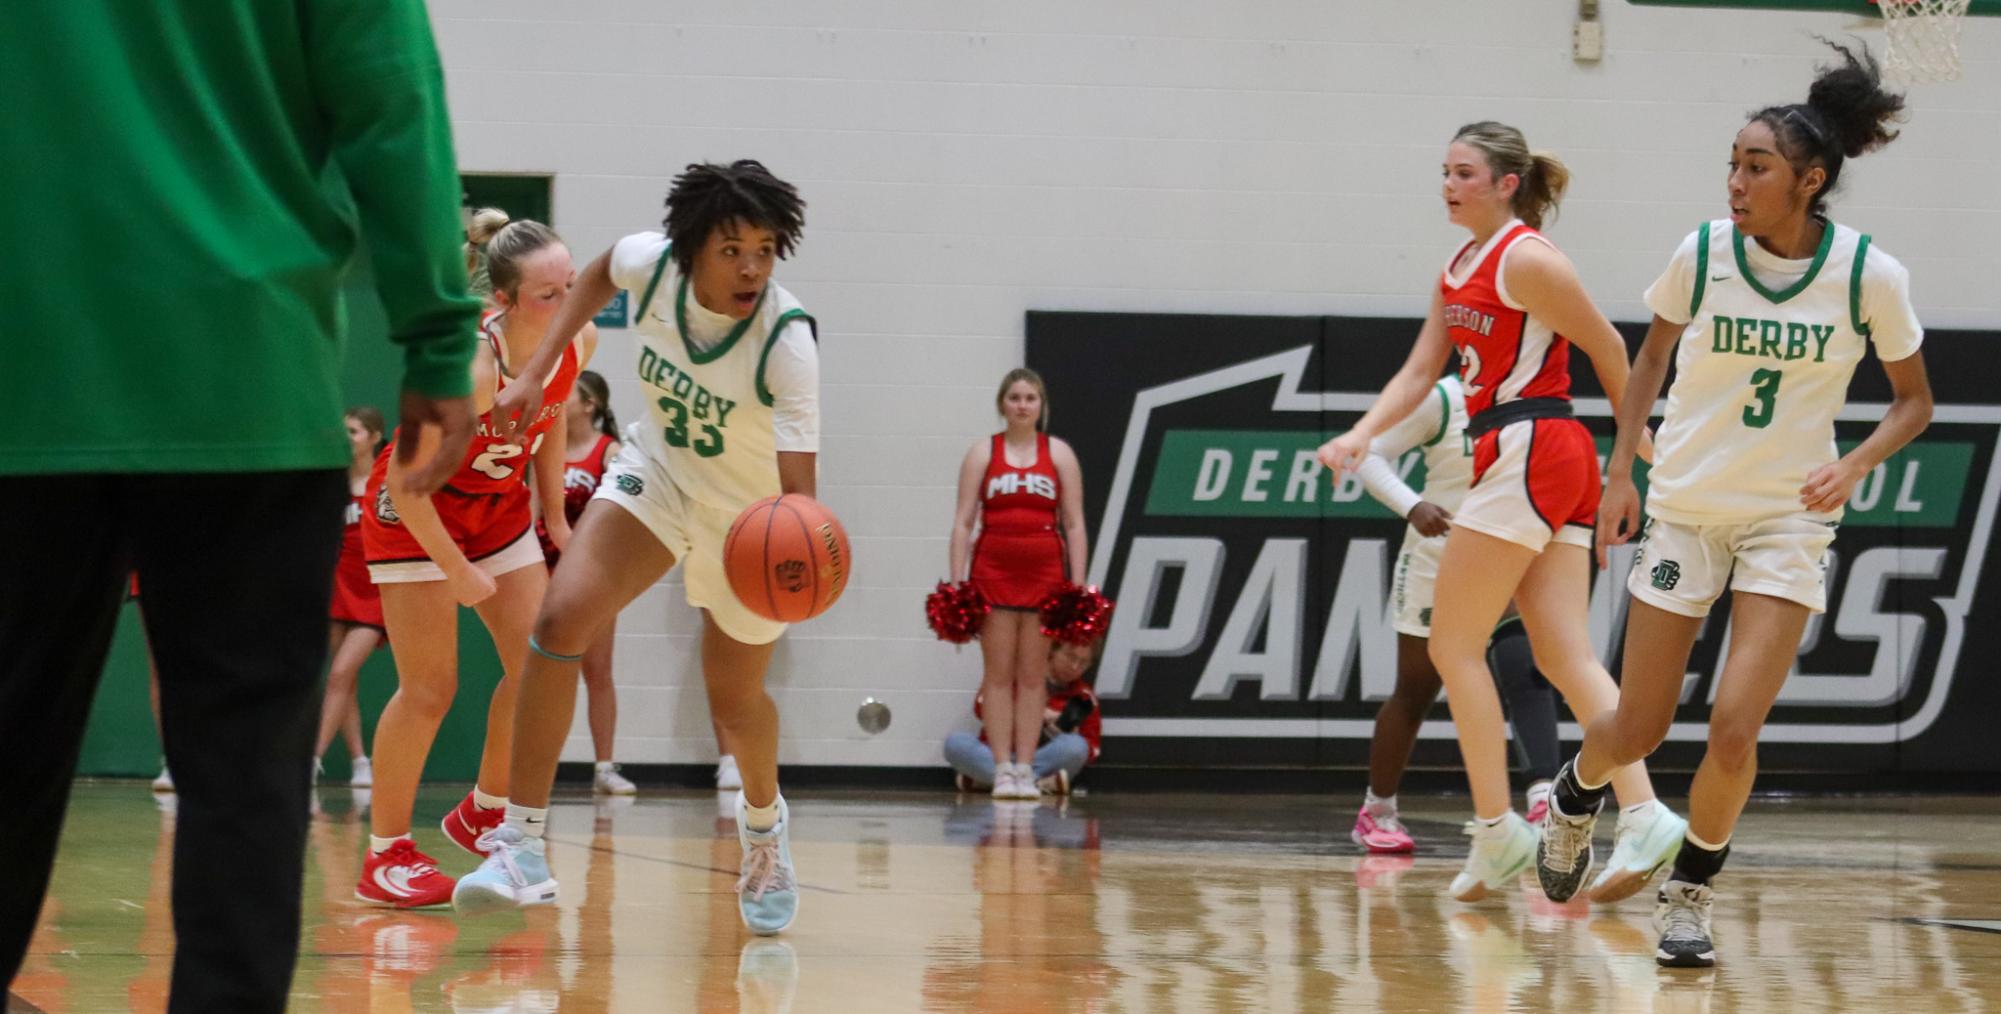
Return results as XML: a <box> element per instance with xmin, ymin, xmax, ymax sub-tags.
<box><xmin>1358</xmin><ymin>375</ymin><xmax>1473</xmax><ymax>519</ymax></box>
<box><xmin>609</xmin><ymin>231</ymin><xmax>819</xmax><ymax>512</ymax></box>
<box><xmin>1641</xmin><ymin>219</ymin><xmax>1923</xmax><ymax>525</ymax></box>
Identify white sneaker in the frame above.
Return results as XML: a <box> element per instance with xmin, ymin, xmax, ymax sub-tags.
<box><xmin>1449</xmin><ymin>812</ymin><xmax>1538</xmax><ymax>903</ymax></box>
<box><xmin>1589</xmin><ymin>800</ymin><xmax>1686</xmax><ymax>903</ymax></box>
<box><xmin>594</xmin><ymin>762</ymin><xmax>637</xmax><ymax>796</ymax></box>
<box><xmin>151</xmin><ymin>766</ymin><xmax>174</xmax><ymax>794</ymax></box>
<box><xmin>716</xmin><ymin>755</ymin><xmax>743</xmax><ymax>791</ymax></box>
<box><xmin>990</xmin><ymin>764</ymin><xmax>1017</xmax><ymax>799</ymax></box>
<box><xmin>350</xmin><ymin>756</ymin><xmax>374</xmax><ymax>788</ymax></box>
<box><xmin>1012</xmin><ymin>763</ymin><xmax>1044</xmax><ymax>800</ymax></box>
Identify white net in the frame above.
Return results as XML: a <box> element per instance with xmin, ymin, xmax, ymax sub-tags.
<box><xmin>1877</xmin><ymin>0</ymin><xmax>1973</xmax><ymax>82</ymax></box>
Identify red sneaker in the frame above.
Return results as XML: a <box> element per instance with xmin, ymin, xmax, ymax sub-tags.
<box><xmin>1351</xmin><ymin>804</ymin><xmax>1416</xmax><ymax>854</ymax></box>
<box><xmin>442</xmin><ymin>792</ymin><xmax>505</xmax><ymax>856</ymax></box>
<box><xmin>355</xmin><ymin>840</ymin><xmax>455</xmax><ymax>909</ymax></box>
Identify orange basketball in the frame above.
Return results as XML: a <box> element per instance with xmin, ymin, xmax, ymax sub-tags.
<box><xmin>723</xmin><ymin>495</ymin><xmax>852</xmax><ymax>623</ymax></box>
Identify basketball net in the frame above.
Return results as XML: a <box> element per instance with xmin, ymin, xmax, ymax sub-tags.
<box><xmin>1877</xmin><ymin>0</ymin><xmax>1972</xmax><ymax>82</ymax></box>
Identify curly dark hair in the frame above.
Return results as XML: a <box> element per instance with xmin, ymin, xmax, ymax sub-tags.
<box><xmin>663</xmin><ymin>160</ymin><xmax>806</xmax><ymax>275</ymax></box>
<box><xmin>1748</xmin><ymin>40</ymin><xmax>1906</xmax><ymax>217</ymax></box>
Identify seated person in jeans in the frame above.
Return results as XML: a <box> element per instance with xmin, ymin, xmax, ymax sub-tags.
<box><xmin>945</xmin><ymin>639</ymin><xmax>1101</xmax><ymax>796</ymax></box>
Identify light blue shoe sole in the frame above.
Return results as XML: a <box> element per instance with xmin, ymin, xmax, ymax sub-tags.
<box><xmin>1591</xmin><ymin>812</ymin><xmax>1687</xmax><ymax>903</ymax></box>
<box><xmin>453</xmin><ymin>876</ymin><xmax>558</xmax><ymax>917</ymax></box>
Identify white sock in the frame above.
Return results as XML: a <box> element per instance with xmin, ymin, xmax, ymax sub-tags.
<box><xmin>595</xmin><ymin>761</ymin><xmax>617</xmax><ymax>773</ymax></box>
<box><xmin>1687</xmin><ymin>829</ymin><xmax>1729</xmax><ymax>851</ymax></box>
<box><xmin>370</xmin><ymin>834</ymin><xmax>410</xmax><ymax>855</ymax></box>
<box><xmin>505</xmin><ymin>803</ymin><xmax>549</xmax><ymax>839</ymax></box>
<box><xmin>1364</xmin><ymin>790</ymin><xmax>1397</xmax><ymax>817</ymax></box>
<box><xmin>1475</xmin><ymin>810</ymin><xmax>1517</xmax><ymax>837</ymax></box>
<box><xmin>472</xmin><ymin>787</ymin><xmax>506</xmax><ymax>810</ymax></box>
<box><xmin>1623</xmin><ymin>799</ymin><xmax>1658</xmax><ymax>817</ymax></box>
<box><xmin>743</xmin><ymin>795</ymin><xmax>782</xmax><ymax>832</ymax></box>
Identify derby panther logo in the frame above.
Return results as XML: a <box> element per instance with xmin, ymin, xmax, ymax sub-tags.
<box><xmin>774</xmin><ymin>559</ymin><xmax>808</xmax><ymax>593</ymax></box>
<box><xmin>615</xmin><ymin>474</ymin><xmax>644</xmax><ymax>497</ymax></box>
<box><xmin>1043</xmin><ymin>312</ymin><xmax>2001</xmax><ymax>756</ymax></box>
<box><xmin>374</xmin><ymin>486</ymin><xmax>400</xmax><ymax>525</ymax></box>
<box><xmin>1651</xmin><ymin>560</ymin><xmax>1681</xmax><ymax>591</ymax></box>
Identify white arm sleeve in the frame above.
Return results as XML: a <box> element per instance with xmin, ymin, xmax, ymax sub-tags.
<box><xmin>1860</xmin><ymin>246</ymin><xmax>1924</xmax><ymax>363</ymax></box>
<box><xmin>1357</xmin><ymin>384</ymin><xmax>1447</xmax><ymax>518</ymax></box>
<box><xmin>766</xmin><ymin>320</ymin><xmax>821</xmax><ymax>453</ymax></box>
<box><xmin>1642</xmin><ymin>229</ymin><xmax>1702</xmax><ymax>326</ymax></box>
<box><xmin>607</xmin><ymin>231</ymin><xmax>669</xmax><ymax>295</ymax></box>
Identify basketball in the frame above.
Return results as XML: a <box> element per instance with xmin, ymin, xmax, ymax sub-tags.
<box><xmin>723</xmin><ymin>494</ymin><xmax>852</xmax><ymax>623</ymax></box>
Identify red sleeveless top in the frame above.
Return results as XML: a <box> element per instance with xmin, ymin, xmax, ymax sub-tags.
<box><xmin>1439</xmin><ymin>220</ymin><xmax>1572</xmax><ymax>418</ymax></box>
<box><xmin>374</xmin><ymin>310</ymin><xmax>582</xmax><ymax>497</ymax></box>
<box><xmin>560</xmin><ymin>433</ymin><xmax>616</xmax><ymax>526</ymax></box>
<box><xmin>980</xmin><ymin>432</ymin><xmax>1061</xmax><ymax>535</ymax></box>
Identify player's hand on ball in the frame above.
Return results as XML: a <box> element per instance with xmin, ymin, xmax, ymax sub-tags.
<box><xmin>1316</xmin><ymin>431</ymin><xmax>1369</xmax><ymax>482</ymax></box>
<box><xmin>1407</xmin><ymin>501</ymin><xmax>1453</xmax><ymax>538</ymax></box>
<box><xmin>1596</xmin><ymin>477</ymin><xmax>1643</xmax><ymax>570</ymax></box>
<box><xmin>1801</xmin><ymin>458</ymin><xmax>1865</xmax><ymax>513</ymax></box>
<box><xmin>447</xmin><ymin>564</ymin><xmax>498</xmax><ymax>607</ymax></box>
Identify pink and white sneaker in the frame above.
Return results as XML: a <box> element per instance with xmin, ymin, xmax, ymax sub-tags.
<box><xmin>1525</xmin><ymin>781</ymin><xmax>1553</xmax><ymax>827</ymax></box>
<box><xmin>1351</xmin><ymin>804</ymin><xmax>1416</xmax><ymax>854</ymax></box>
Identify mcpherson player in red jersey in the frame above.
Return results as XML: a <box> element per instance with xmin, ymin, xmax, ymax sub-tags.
<box><xmin>314</xmin><ymin>406</ymin><xmax>390</xmax><ymax>787</ymax></box>
<box><xmin>356</xmin><ymin>215</ymin><xmax>594</xmax><ymax>908</ymax></box>
<box><xmin>1320</xmin><ymin>122</ymin><xmax>1684</xmax><ymax>904</ymax></box>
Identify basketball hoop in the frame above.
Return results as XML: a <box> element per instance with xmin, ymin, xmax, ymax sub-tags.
<box><xmin>1875</xmin><ymin>0</ymin><xmax>1972</xmax><ymax>82</ymax></box>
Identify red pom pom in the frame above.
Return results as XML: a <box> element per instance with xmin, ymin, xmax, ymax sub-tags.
<box><xmin>925</xmin><ymin>580</ymin><xmax>990</xmax><ymax>644</ymax></box>
<box><xmin>1037</xmin><ymin>583</ymin><xmax>1115</xmax><ymax>645</ymax></box>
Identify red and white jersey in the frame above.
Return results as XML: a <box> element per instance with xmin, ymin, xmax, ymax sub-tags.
<box><xmin>376</xmin><ymin>311</ymin><xmax>582</xmax><ymax>498</ymax></box>
<box><xmin>980</xmin><ymin>432</ymin><xmax>1062</xmax><ymax>536</ymax></box>
<box><xmin>559</xmin><ymin>433</ymin><xmax>616</xmax><ymax>526</ymax></box>
<box><xmin>1440</xmin><ymin>219</ymin><xmax>1572</xmax><ymax>417</ymax></box>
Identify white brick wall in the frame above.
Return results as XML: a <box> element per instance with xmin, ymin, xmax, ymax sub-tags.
<box><xmin>428</xmin><ymin>1</ymin><xmax>2001</xmax><ymax>767</ymax></box>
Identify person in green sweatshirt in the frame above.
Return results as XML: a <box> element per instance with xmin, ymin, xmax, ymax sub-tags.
<box><xmin>0</xmin><ymin>2</ymin><xmax>480</xmax><ymax>1010</ymax></box>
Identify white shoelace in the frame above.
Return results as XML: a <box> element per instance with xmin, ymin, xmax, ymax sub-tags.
<box><xmin>737</xmin><ymin>839</ymin><xmax>794</xmax><ymax>901</ymax></box>
<box><xmin>1541</xmin><ymin>813</ymin><xmax>1593</xmax><ymax>875</ymax></box>
<box><xmin>1372</xmin><ymin>812</ymin><xmax>1407</xmax><ymax>836</ymax></box>
<box><xmin>1659</xmin><ymin>885</ymin><xmax>1712</xmax><ymax>941</ymax></box>
<box><xmin>476</xmin><ymin>830</ymin><xmax>525</xmax><ymax>884</ymax></box>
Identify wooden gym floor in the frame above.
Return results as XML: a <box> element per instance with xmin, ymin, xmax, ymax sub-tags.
<box><xmin>10</xmin><ymin>783</ymin><xmax>2001</xmax><ymax>1012</ymax></box>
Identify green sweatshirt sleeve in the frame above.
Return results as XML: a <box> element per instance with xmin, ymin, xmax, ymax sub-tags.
<box><xmin>304</xmin><ymin>0</ymin><xmax>479</xmax><ymax>399</ymax></box>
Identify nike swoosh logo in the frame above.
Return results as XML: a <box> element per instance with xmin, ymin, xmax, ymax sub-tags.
<box><xmin>373</xmin><ymin>866</ymin><xmax>419</xmax><ymax>898</ymax></box>
<box><xmin>1711</xmin><ymin>274</ymin><xmax>1731</xmax><ymax>282</ymax></box>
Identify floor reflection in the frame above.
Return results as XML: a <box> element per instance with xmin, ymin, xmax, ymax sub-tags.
<box><xmin>12</xmin><ymin>787</ymin><xmax>2001</xmax><ymax>1012</ymax></box>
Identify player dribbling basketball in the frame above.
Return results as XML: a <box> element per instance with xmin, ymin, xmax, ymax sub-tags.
<box><xmin>456</xmin><ymin>161</ymin><xmax>821</xmax><ymax>936</ymax></box>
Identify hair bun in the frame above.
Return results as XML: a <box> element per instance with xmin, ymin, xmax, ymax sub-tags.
<box><xmin>1805</xmin><ymin>40</ymin><xmax>1905</xmax><ymax>158</ymax></box>
<box><xmin>465</xmin><ymin>206</ymin><xmax>511</xmax><ymax>247</ymax></box>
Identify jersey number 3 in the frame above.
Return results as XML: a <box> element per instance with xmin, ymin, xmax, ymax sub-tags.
<box><xmin>658</xmin><ymin>396</ymin><xmax>724</xmax><ymax>458</ymax></box>
<box><xmin>471</xmin><ymin>433</ymin><xmax>547</xmax><ymax>480</ymax></box>
<box><xmin>1742</xmin><ymin>369</ymin><xmax>1782</xmax><ymax>429</ymax></box>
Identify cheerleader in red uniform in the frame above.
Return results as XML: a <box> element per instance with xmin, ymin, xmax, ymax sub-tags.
<box><xmin>356</xmin><ymin>213</ymin><xmax>594</xmax><ymax>908</ymax></box>
<box><xmin>533</xmin><ymin>370</ymin><xmax>636</xmax><ymax>795</ymax></box>
<box><xmin>949</xmin><ymin>369</ymin><xmax>1088</xmax><ymax>800</ymax></box>
<box><xmin>312</xmin><ymin>407</ymin><xmax>389</xmax><ymax>788</ymax></box>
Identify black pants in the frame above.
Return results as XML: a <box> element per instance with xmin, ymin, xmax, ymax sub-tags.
<box><xmin>1489</xmin><ymin>619</ymin><xmax>1562</xmax><ymax>784</ymax></box>
<box><xmin>0</xmin><ymin>470</ymin><xmax>345</xmax><ymax>1013</ymax></box>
